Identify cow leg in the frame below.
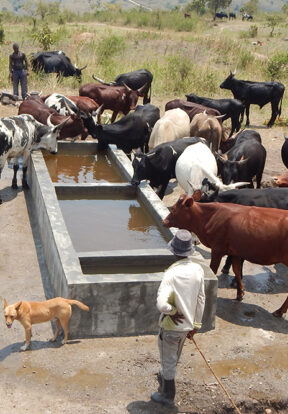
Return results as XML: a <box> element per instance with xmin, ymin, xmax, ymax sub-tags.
<box><xmin>111</xmin><ymin>111</ymin><xmax>118</xmax><ymax>123</ymax></box>
<box><xmin>157</xmin><ymin>180</ymin><xmax>169</xmax><ymax>200</ymax></box>
<box><xmin>22</xmin><ymin>166</ymin><xmax>29</xmax><ymax>189</ymax></box>
<box><xmin>210</xmin><ymin>251</ymin><xmax>223</xmax><ymax>275</ymax></box>
<box><xmin>12</xmin><ymin>164</ymin><xmax>19</xmax><ymax>189</ymax></box>
<box><xmin>245</xmin><ymin>105</ymin><xmax>250</xmax><ymax>126</ymax></box>
<box><xmin>231</xmin><ymin>257</ymin><xmax>245</xmax><ymax>301</ymax></box>
<box><xmin>267</xmin><ymin>101</ymin><xmax>278</xmax><ymax>128</ymax></box>
<box><xmin>221</xmin><ymin>255</ymin><xmax>232</xmax><ymax>274</ymax></box>
<box><xmin>272</xmin><ymin>296</ymin><xmax>288</xmax><ymax>318</ymax></box>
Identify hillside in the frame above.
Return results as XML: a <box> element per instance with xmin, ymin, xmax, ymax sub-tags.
<box><xmin>1</xmin><ymin>0</ymin><xmax>287</xmax><ymax>14</ymax></box>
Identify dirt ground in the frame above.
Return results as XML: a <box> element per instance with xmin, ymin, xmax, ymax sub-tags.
<box><xmin>0</xmin><ymin>98</ymin><xmax>288</xmax><ymax>414</ymax></box>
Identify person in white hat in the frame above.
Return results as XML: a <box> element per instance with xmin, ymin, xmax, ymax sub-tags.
<box><xmin>151</xmin><ymin>229</ymin><xmax>206</xmax><ymax>407</ymax></box>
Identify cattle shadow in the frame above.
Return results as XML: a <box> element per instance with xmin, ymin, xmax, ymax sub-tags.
<box><xmin>127</xmin><ymin>400</ymin><xmax>179</xmax><ymax>414</ymax></box>
<box><xmin>0</xmin><ymin>185</ymin><xmax>22</xmax><ymax>203</ymax></box>
<box><xmin>216</xmin><ymin>297</ymin><xmax>288</xmax><ymax>333</ymax></box>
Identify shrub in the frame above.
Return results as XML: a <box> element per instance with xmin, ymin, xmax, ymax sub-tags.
<box><xmin>266</xmin><ymin>52</ymin><xmax>288</xmax><ymax>81</ymax></box>
<box><xmin>31</xmin><ymin>23</ymin><xmax>58</xmax><ymax>50</ymax></box>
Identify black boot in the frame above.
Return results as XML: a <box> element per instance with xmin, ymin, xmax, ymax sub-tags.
<box><xmin>151</xmin><ymin>379</ymin><xmax>175</xmax><ymax>406</ymax></box>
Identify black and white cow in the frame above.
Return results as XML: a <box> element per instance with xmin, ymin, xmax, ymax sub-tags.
<box><xmin>0</xmin><ymin>114</ymin><xmax>68</xmax><ymax>203</ymax></box>
<box><xmin>44</xmin><ymin>93</ymin><xmax>98</xmax><ymax>138</ymax></box>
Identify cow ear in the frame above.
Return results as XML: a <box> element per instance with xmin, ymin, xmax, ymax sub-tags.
<box><xmin>192</xmin><ymin>190</ymin><xmax>202</xmax><ymax>201</ymax></box>
<box><xmin>183</xmin><ymin>196</ymin><xmax>194</xmax><ymax>208</ymax></box>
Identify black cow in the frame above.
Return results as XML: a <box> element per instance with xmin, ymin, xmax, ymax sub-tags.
<box><xmin>220</xmin><ymin>128</ymin><xmax>261</xmax><ymax>153</ymax></box>
<box><xmin>217</xmin><ymin>132</ymin><xmax>266</xmax><ymax>188</ymax></box>
<box><xmin>200</xmin><ymin>185</ymin><xmax>288</xmax><ymax>279</ymax></box>
<box><xmin>281</xmin><ymin>136</ymin><xmax>288</xmax><ymax>169</ymax></box>
<box><xmin>186</xmin><ymin>93</ymin><xmax>244</xmax><ymax>137</ymax></box>
<box><xmin>229</xmin><ymin>12</ymin><xmax>236</xmax><ymax>20</ymax></box>
<box><xmin>220</xmin><ymin>72</ymin><xmax>285</xmax><ymax>128</ymax></box>
<box><xmin>214</xmin><ymin>11</ymin><xmax>228</xmax><ymax>20</ymax></box>
<box><xmin>92</xmin><ymin>69</ymin><xmax>153</xmax><ymax>104</ymax></box>
<box><xmin>134</xmin><ymin>104</ymin><xmax>160</xmax><ymax>129</ymax></box>
<box><xmin>31</xmin><ymin>51</ymin><xmax>87</xmax><ymax>80</ymax></box>
<box><xmin>94</xmin><ymin>111</ymin><xmax>152</xmax><ymax>155</ymax></box>
<box><xmin>131</xmin><ymin>137</ymin><xmax>205</xmax><ymax>199</ymax></box>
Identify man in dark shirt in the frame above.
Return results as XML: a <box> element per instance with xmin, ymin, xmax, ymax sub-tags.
<box><xmin>9</xmin><ymin>43</ymin><xmax>29</xmax><ymax>100</ymax></box>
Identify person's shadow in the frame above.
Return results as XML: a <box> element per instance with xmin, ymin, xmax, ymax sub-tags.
<box><xmin>127</xmin><ymin>400</ymin><xmax>179</xmax><ymax>414</ymax></box>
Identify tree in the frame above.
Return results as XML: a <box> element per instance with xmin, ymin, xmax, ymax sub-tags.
<box><xmin>206</xmin><ymin>0</ymin><xmax>232</xmax><ymax>17</ymax></box>
<box><xmin>265</xmin><ymin>14</ymin><xmax>284</xmax><ymax>37</ymax></box>
<box><xmin>185</xmin><ymin>0</ymin><xmax>206</xmax><ymax>15</ymax></box>
<box><xmin>242</xmin><ymin>0</ymin><xmax>259</xmax><ymax>15</ymax></box>
<box><xmin>282</xmin><ymin>4</ymin><xmax>288</xmax><ymax>15</ymax></box>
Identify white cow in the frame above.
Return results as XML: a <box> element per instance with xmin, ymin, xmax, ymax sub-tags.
<box><xmin>149</xmin><ymin>108</ymin><xmax>190</xmax><ymax>149</ymax></box>
<box><xmin>175</xmin><ymin>142</ymin><xmax>248</xmax><ymax>196</ymax></box>
<box><xmin>0</xmin><ymin>114</ymin><xmax>68</xmax><ymax>203</ymax></box>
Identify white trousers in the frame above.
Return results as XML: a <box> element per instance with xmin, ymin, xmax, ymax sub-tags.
<box><xmin>158</xmin><ymin>328</ymin><xmax>187</xmax><ymax>380</ymax></box>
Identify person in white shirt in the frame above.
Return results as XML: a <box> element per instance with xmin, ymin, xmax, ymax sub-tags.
<box><xmin>151</xmin><ymin>229</ymin><xmax>206</xmax><ymax>407</ymax></box>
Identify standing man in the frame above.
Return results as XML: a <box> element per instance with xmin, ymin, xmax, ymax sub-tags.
<box><xmin>9</xmin><ymin>43</ymin><xmax>29</xmax><ymax>100</ymax></box>
<box><xmin>151</xmin><ymin>229</ymin><xmax>206</xmax><ymax>407</ymax></box>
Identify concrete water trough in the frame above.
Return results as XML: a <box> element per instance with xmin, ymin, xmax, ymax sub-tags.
<box><xmin>28</xmin><ymin>141</ymin><xmax>218</xmax><ymax>338</ymax></box>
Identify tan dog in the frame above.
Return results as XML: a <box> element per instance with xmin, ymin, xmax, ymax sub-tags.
<box><xmin>3</xmin><ymin>297</ymin><xmax>89</xmax><ymax>351</ymax></box>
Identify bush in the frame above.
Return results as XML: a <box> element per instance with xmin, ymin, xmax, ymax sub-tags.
<box><xmin>0</xmin><ymin>27</ymin><xmax>4</xmax><ymax>44</ymax></box>
<box><xmin>266</xmin><ymin>52</ymin><xmax>288</xmax><ymax>81</ymax></box>
<box><xmin>31</xmin><ymin>23</ymin><xmax>58</xmax><ymax>50</ymax></box>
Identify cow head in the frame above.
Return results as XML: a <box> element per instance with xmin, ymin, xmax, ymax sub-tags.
<box><xmin>123</xmin><ymin>83</ymin><xmax>147</xmax><ymax>110</ymax></box>
<box><xmin>163</xmin><ymin>194</ymin><xmax>197</xmax><ymax>230</ymax></box>
<box><xmin>220</xmin><ymin>71</ymin><xmax>236</xmax><ymax>90</ymax></box>
<box><xmin>216</xmin><ymin>153</ymin><xmax>249</xmax><ymax>185</ymax></box>
<box><xmin>40</xmin><ymin>114</ymin><xmax>71</xmax><ymax>153</ymax></box>
<box><xmin>74</xmin><ymin>64</ymin><xmax>87</xmax><ymax>81</ymax></box>
<box><xmin>131</xmin><ymin>151</ymin><xmax>147</xmax><ymax>186</ymax></box>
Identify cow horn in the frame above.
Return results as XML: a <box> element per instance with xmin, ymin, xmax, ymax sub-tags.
<box><xmin>47</xmin><ymin>114</ymin><xmax>54</xmax><ymax>128</ymax></box>
<box><xmin>78</xmin><ymin>65</ymin><xmax>87</xmax><ymax>71</ymax></box>
<box><xmin>137</xmin><ymin>82</ymin><xmax>147</xmax><ymax>94</ymax></box>
<box><xmin>92</xmin><ymin>74</ymin><xmax>109</xmax><ymax>85</ymax></box>
<box><xmin>146</xmin><ymin>152</ymin><xmax>156</xmax><ymax>157</ymax></box>
<box><xmin>231</xmin><ymin>69</ymin><xmax>237</xmax><ymax>75</ymax></box>
<box><xmin>123</xmin><ymin>82</ymin><xmax>132</xmax><ymax>92</ymax></box>
<box><xmin>215</xmin><ymin>114</ymin><xmax>226</xmax><ymax>119</ymax></box>
<box><xmin>53</xmin><ymin>116</ymin><xmax>71</xmax><ymax>131</ymax></box>
<box><xmin>215</xmin><ymin>152</ymin><xmax>228</xmax><ymax>162</ymax></box>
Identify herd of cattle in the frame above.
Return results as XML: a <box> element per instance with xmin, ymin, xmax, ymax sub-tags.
<box><xmin>0</xmin><ymin>59</ymin><xmax>287</xmax><ymax>318</ymax></box>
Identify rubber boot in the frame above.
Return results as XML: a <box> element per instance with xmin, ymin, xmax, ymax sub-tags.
<box><xmin>151</xmin><ymin>379</ymin><xmax>176</xmax><ymax>406</ymax></box>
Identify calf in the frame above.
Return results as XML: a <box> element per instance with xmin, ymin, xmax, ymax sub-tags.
<box><xmin>163</xmin><ymin>193</ymin><xmax>288</xmax><ymax>317</ymax></box>
<box><xmin>149</xmin><ymin>108</ymin><xmax>190</xmax><ymax>149</ymax></box>
<box><xmin>0</xmin><ymin>114</ymin><xmax>68</xmax><ymax>203</ymax></box>
<box><xmin>131</xmin><ymin>137</ymin><xmax>205</xmax><ymax>199</ymax></box>
<box><xmin>189</xmin><ymin>111</ymin><xmax>225</xmax><ymax>152</ymax></box>
<box><xmin>217</xmin><ymin>135</ymin><xmax>266</xmax><ymax>188</ymax></box>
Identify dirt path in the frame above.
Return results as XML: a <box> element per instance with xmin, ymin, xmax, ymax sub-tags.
<box><xmin>0</xmin><ymin>100</ymin><xmax>288</xmax><ymax>413</ymax></box>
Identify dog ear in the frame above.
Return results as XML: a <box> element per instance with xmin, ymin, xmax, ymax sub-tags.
<box><xmin>14</xmin><ymin>301</ymin><xmax>22</xmax><ymax>311</ymax></box>
<box><xmin>3</xmin><ymin>298</ymin><xmax>8</xmax><ymax>309</ymax></box>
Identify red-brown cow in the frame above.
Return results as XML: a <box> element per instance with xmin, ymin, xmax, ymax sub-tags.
<box><xmin>79</xmin><ymin>82</ymin><xmax>146</xmax><ymax>123</ymax></box>
<box><xmin>163</xmin><ymin>192</ymin><xmax>288</xmax><ymax>317</ymax></box>
<box><xmin>165</xmin><ymin>99</ymin><xmax>221</xmax><ymax>122</ymax></box>
<box><xmin>274</xmin><ymin>171</ymin><xmax>288</xmax><ymax>187</ymax></box>
<box><xmin>18</xmin><ymin>97</ymin><xmax>88</xmax><ymax>140</ymax></box>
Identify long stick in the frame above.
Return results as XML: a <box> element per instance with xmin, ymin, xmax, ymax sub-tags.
<box><xmin>191</xmin><ymin>337</ymin><xmax>242</xmax><ymax>414</ymax></box>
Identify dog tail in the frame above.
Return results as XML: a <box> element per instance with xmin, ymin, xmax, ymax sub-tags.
<box><xmin>66</xmin><ymin>299</ymin><xmax>90</xmax><ymax>312</ymax></box>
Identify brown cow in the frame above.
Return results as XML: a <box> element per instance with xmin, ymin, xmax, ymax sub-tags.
<box><xmin>18</xmin><ymin>97</ymin><xmax>88</xmax><ymax>140</ymax></box>
<box><xmin>163</xmin><ymin>191</ymin><xmax>288</xmax><ymax>317</ymax></box>
<box><xmin>79</xmin><ymin>82</ymin><xmax>146</xmax><ymax>123</ymax></box>
<box><xmin>189</xmin><ymin>111</ymin><xmax>226</xmax><ymax>152</ymax></box>
<box><xmin>274</xmin><ymin>171</ymin><xmax>288</xmax><ymax>187</ymax></box>
<box><xmin>165</xmin><ymin>99</ymin><xmax>221</xmax><ymax>122</ymax></box>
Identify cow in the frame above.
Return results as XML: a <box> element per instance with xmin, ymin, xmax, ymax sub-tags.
<box><xmin>214</xmin><ymin>11</ymin><xmax>228</xmax><ymax>20</ymax></box>
<box><xmin>200</xmin><ymin>184</ymin><xmax>288</xmax><ymax>277</ymax></box>
<box><xmin>229</xmin><ymin>12</ymin><xmax>236</xmax><ymax>20</ymax></box>
<box><xmin>184</xmin><ymin>12</ymin><xmax>191</xmax><ymax>18</ymax></box>
<box><xmin>219</xmin><ymin>128</ymin><xmax>261</xmax><ymax>153</ymax></box>
<box><xmin>92</xmin><ymin>69</ymin><xmax>153</xmax><ymax>104</ymax></box>
<box><xmin>18</xmin><ymin>97</ymin><xmax>89</xmax><ymax>141</ymax></box>
<box><xmin>189</xmin><ymin>111</ymin><xmax>225</xmax><ymax>152</ymax></box>
<box><xmin>44</xmin><ymin>93</ymin><xmax>97</xmax><ymax>138</ymax></box>
<box><xmin>93</xmin><ymin>111</ymin><xmax>151</xmax><ymax>155</ymax></box>
<box><xmin>131</xmin><ymin>137</ymin><xmax>206</xmax><ymax>199</ymax></box>
<box><xmin>0</xmin><ymin>114</ymin><xmax>68</xmax><ymax>203</ymax></box>
<box><xmin>149</xmin><ymin>108</ymin><xmax>190</xmax><ymax>149</ymax></box>
<box><xmin>185</xmin><ymin>93</ymin><xmax>244</xmax><ymax>137</ymax></box>
<box><xmin>134</xmin><ymin>104</ymin><xmax>160</xmax><ymax>129</ymax></box>
<box><xmin>274</xmin><ymin>171</ymin><xmax>288</xmax><ymax>187</ymax></box>
<box><xmin>31</xmin><ymin>51</ymin><xmax>87</xmax><ymax>80</ymax></box>
<box><xmin>242</xmin><ymin>13</ymin><xmax>253</xmax><ymax>21</ymax></box>
<box><xmin>281</xmin><ymin>136</ymin><xmax>288</xmax><ymax>169</ymax></box>
<box><xmin>79</xmin><ymin>83</ymin><xmax>145</xmax><ymax>123</ymax></box>
<box><xmin>220</xmin><ymin>71</ymin><xmax>285</xmax><ymax>128</ymax></box>
<box><xmin>163</xmin><ymin>193</ymin><xmax>288</xmax><ymax>317</ymax></box>
<box><xmin>175</xmin><ymin>142</ymin><xmax>249</xmax><ymax>196</ymax></box>
<box><xmin>165</xmin><ymin>99</ymin><xmax>221</xmax><ymax>121</ymax></box>
<box><xmin>216</xmin><ymin>133</ymin><xmax>266</xmax><ymax>188</ymax></box>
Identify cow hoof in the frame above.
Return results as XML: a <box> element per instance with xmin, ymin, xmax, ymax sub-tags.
<box><xmin>12</xmin><ymin>184</ymin><xmax>18</xmax><ymax>190</ymax></box>
<box><xmin>23</xmin><ymin>183</ymin><xmax>29</xmax><ymax>190</ymax></box>
<box><xmin>272</xmin><ymin>310</ymin><xmax>283</xmax><ymax>318</ymax></box>
<box><xmin>236</xmin><ymin>295</ymin><xmax>243</xmax><ymax>301</ymax></box>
